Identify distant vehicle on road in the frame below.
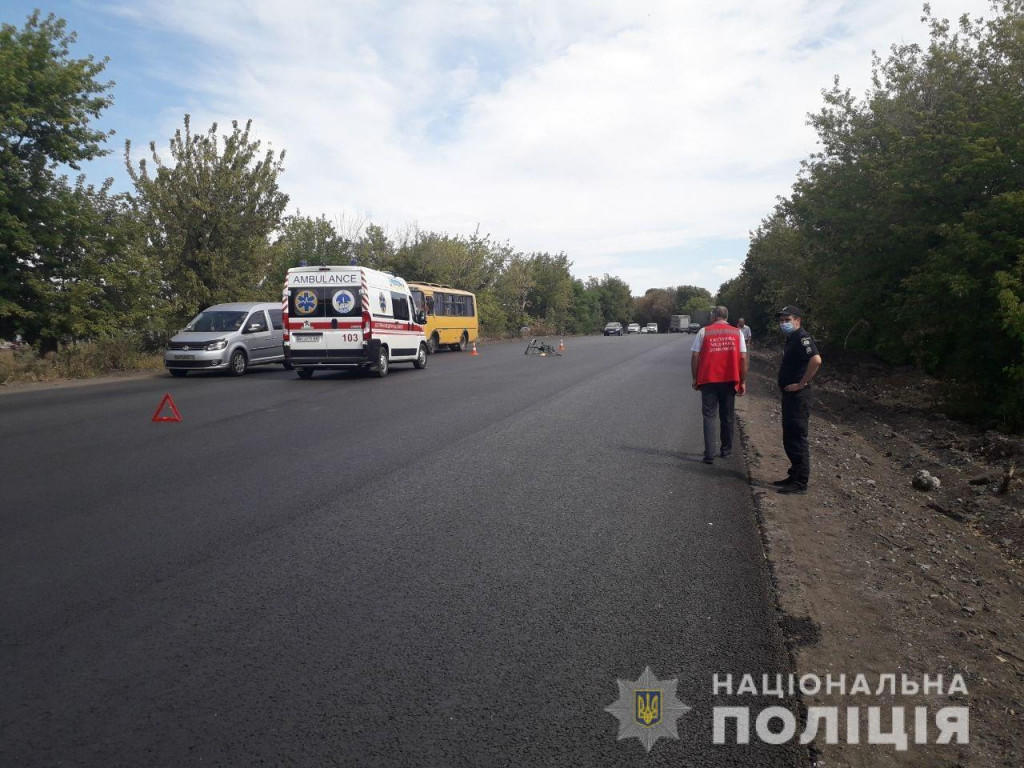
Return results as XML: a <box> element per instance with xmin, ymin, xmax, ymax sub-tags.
<box><xmin>687</xmin><ymin>322</ymin><xmax>701</xmax><ymax>333</ymax></box>
<box><xmin>645</xmin><ymin>323</ymin><xmax>659</xmax><ymax>334</ymax></box>
<box><xmin>670</xmin><ymin>314</ymin><xmax>690</xmax><ymax>332</ymax></box>
<box><xmin>603</xmin><ymin>322</ymin><xmax>624</xmax><ymax>336</ymax></box>
<box><xmin>165</xmin><ymin>302</ymin><xmax>287</xmax><ymax>377</ymax></box>
<box><xmin>286</xmin><ymin>265</ymin><xmax>427</xmax><ymax>378</ymax></box>
<box><xmin>692</xmin><ymin>309</ymin><xmax>713</xmax><ymax>326</ymax></box>
<box><xmin>627</xmin><ymin>323</ymin><xmax>641</xmax><ymax>334</ymax></box>
<box><xmin>407</xmin><ymin>282</ymin><xmax>478</xmax><ymax>354</ymax></box>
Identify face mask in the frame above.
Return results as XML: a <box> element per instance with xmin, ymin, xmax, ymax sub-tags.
<box><xmin>780</xmin><ymin>321</ymin><xmax>795</xmax><ymax>334</ymax></box>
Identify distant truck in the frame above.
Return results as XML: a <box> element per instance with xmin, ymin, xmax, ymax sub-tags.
<box><xmin>692</xmin><ymin>309</ymin><xmax>712</xmax><ymax>327</ymax></box>
<box><xmin>670</xmin><ymin>315</ymin><xmax>690</xmax><ymax>332</ymax></box>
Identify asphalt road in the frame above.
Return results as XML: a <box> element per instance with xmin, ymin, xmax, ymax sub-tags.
<box><xmin>1</xmin><ymin>334</ymin><xmax>805</xmax><ymax>767</ymax></box>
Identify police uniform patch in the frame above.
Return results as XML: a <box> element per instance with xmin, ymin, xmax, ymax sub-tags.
<box><xmin>295</xmin><ymin>289</ymin><xmax>317</xmax><ymax>315</ymax></box>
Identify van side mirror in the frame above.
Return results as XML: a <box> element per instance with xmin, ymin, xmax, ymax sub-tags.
<box><xmin>246</xmin><ymin>321</ymin><xmax>264</xmax><ymax>332</ymax></box>
<box><xmin>415</xmin><ymin>310</ymin><xmax>427</xmax><ymax>325</ymax></box>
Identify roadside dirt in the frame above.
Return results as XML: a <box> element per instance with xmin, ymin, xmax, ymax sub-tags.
<box><xmin>737</xmin><ymin>347</ymin><xmax>1023</xmax><ymax>768</ymax></box>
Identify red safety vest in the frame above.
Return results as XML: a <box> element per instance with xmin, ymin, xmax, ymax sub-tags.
<box><xmin>696</xmin><ymin>321</ymin><xmax>743</xmax><ymax>387</ymax></box>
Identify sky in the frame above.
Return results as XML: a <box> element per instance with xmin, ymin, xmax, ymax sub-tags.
<box><xmin>5</xmin><ymin>0</ymin><xmax>996</xmax><ymax>294</ymax></box>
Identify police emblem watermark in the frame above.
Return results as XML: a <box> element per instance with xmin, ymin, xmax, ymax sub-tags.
<box><xmin>605</xmin><ymin>666</ymin><xmax>692</xmax><ymax>752</ymax></box>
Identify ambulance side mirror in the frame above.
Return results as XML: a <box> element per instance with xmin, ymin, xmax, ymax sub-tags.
<box><xmin>415</xmin><ymin>310</ymin><xmax>427</xmax><ymax>325</ymax></box>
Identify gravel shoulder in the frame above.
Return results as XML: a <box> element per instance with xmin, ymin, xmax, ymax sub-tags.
<box><xmin>737</xmin><ymin>347</ymin><xmax>1023</xmax><ymax>768</ymax></box>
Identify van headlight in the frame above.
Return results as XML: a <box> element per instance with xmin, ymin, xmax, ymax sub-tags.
<box><xmin>207</xmin><ymin>339</ymin><xmax>227</xmax><ymax>351</ymax></box>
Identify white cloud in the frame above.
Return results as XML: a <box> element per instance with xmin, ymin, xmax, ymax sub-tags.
<box><xmin>110</xmin><ymin>0</ymin><xmax>994</xmax><ymax>291</ymax></box>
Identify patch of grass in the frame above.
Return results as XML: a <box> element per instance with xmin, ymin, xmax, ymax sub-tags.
<box><xmin>1</xmin><ymin>336</ymin><xmax>163</xmax><ymax>384</ymax></box>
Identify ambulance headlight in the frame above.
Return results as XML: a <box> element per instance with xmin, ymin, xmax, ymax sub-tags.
<box><xmin>207</xmin><ymin>339</ymin><xmax>227</xmax><ymax>351</ymax></box>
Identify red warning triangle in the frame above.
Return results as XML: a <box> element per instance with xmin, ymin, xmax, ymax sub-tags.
<box><xmin>152</xmin><ymin>393</ymin><xmax>182</xmax><ymax>422</ymax></box>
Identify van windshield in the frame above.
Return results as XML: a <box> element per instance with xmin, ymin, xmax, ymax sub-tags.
<box><xmin>184</xmin><ymin>311</ymin><xmax>247</xmax><ymax>332</ymax></box>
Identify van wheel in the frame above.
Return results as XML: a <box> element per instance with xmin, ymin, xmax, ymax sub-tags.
<box><xmin>413</xmin><ymin>343</ymin><xmax>428</xmax><ymax>369</ymax></box>
<box><xmin>229</xmin><ymin>349</ymin><xmax>248</xmax><ymax>376</ymax></box>
<box><xmin>296</xmin><ymin>368</ymin><xmax>314</xmax><ymax>379</ymax></box>
<box><xmin>451</xmin><ymin>332</ymin><xmax>468</xmax><ymax>352</ymax></box>
<box><xmin>169</xmin><ymin>369</ymin><xmax>188</xmax><ymax>378</ymax></box>
<box><xmin>427</xmin><ymin>333</ymin><xmax>439</xmax><ymax>354</ymax></box>
<box><xmin>374</xmin><ymin>346</ymin><xmax>390</xmax><ymax>377</ymax></box>
<box><xmin>282</xmin><ymin>359</ymin><xmax>293</xmax><ymax>370</ymax></box>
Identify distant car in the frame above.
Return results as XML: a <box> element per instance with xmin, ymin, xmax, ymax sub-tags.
<box><xmin>639</xmin><ymin>326</ymin><xmax>649</xmax><ymax>334</ymax></box>
<box><xmin>164</xmin><ymin>301</ymin><xmax>288</xmax><ymax>377</ymax></box>
<box><xmin>645</xmin><ymin>323</ymin><xmax>659</xmax><ymax>334</ymax></box>
<box><xmin>603</xmin><ymin>322</ymin><xmax>624</xmax><ymax>336</ymax></box>
<box><xmin>687</xmin><ymin>322</ymin><xmax>700</xmax><ymax>333</ymax></box>
<box><xmin>627</xmin><ymin>323</ymin><xmax>641</xmax><ymax>334</ymax></box>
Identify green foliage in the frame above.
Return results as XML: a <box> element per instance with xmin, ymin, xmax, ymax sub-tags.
<box><xmin>0</xmin><ymin>10</ymin><xmax>114</xmax><ymax>346</ymax></box>
<box><xmin>566</xmin><ymin>278</ymin><xmax>602</xmax><ymax>334</ymax></box>
<box><xmin>673</xmin><ymin>285</ymin><xmax>713</xmax><ymax>313</ymax></box>
<box><xmin>492</xmin><ymin>254</ymin><xmax>534</xmax><ymax>331</ymax></box>
<box><xmin>25</xmin><ymin>177</ymin><xmax>159</xmax><ymax>348</ymax></box>
<box><xmin>525</xmin><ymin>252</ymin><xmax>574</xmax><ymax>330</ymax></box>
<box><xmin>267</xmin><ymin>213</ymin><xmax>350</xmax><ymax>289</ymax></box>
<box><xmin>634</xmin><ymin>288</ymin><xmax>674</xmax><ymax>329</ymax></box>
<box><xmin>586</xmin><ymin>275</ymin><xmax>633</xmax><ymax>326</ymax></box>
<box><xmin>726</xmin><ymin>1</ymin><xmax>1024</xmax><ymax>429</ymax></box>
<box><xmin>125</xmin><ymin>114</ymin><xmax>288</xmax><ymax>328</ymax></box>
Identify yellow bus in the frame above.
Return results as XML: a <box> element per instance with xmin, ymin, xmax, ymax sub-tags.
<box><xmin>407</xmin><ymin>282</ymin><xmax>479</xmax><ymax>353</ymax></box>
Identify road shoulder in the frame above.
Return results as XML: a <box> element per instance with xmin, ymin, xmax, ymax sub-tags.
<box><xmin>737</xmin><ymin>348</ymin><xmax>1023</xmax><ymax>767</ymax></box>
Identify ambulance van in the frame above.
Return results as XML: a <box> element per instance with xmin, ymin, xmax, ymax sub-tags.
<box><xmin>283</xmin><ymin>265</ymin><xmax>428</xmax><ymax>378</ymax></box>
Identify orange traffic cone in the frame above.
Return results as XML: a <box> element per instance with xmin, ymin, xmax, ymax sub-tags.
<box><xmin>558</xmin><ymin>337</ymin><xmax>565</xmax><ymax>352</ymax></box>
<box><xmin>471</xmin><ymin>342</ymin><xmax>479</xmax><ymax>356</ymax></box>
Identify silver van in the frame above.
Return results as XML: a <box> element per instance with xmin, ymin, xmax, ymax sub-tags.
<box><xmin>164</xmin><ymin>302</ymin><xmax>289</xmax><ymax>377</ymax></box>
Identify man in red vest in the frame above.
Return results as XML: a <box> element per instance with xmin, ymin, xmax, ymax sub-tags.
<box><xmin>691</xmin><ymin>306</ymin><xmax>748</xmax><ymax>464</ymax></box>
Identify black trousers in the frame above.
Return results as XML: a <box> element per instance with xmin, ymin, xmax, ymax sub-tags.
<box><xmin>781</xmin><ymin>389</ymin><xmax>811</xmax><ymax>485</ymax></box>
<box><xmin>700</xmin><ymin>382</ymin><xmax>736</xmax><ymax>459</ymax></box>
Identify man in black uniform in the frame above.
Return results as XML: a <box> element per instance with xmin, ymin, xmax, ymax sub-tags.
<box><xmin>774</xmin><ymin>305</ymin><xmax>822</xmax><ymax>494</ymax></box>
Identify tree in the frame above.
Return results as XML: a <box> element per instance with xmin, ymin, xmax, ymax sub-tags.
<box><xmin>125</xmin><ymin>115</ymin><xmax>288</xmax><ymax>328</ymax></box>
<box><xmin>0</xmin><ymin>11</ymin><xmax>114</xmax><ymax>346</ymax></box>
<box><xmin>566</xmin><ymin>278</ymin><xmax>601</xmax><ymax>334</ymax></box>
<box><xmin>352</xmin><ymin>223</ymin><xmax>396</xmax><ymax>271</ymax></box>
<box><xmin>526</xmin><ymin>252</ymin><xmax>574</xmax><ymax>329</ymax></box>
<box><xmin>634</xmin><ymin>288</ymin><xmax>675</xmax><ymax>330</ymax></box>
<box><xmin>267</xmin><ymin>213</ymin><xmax>350</xmax><ymax>288</ymax></box>
<box><xmin>673</xmin><ymin>285</ymin><xmax>712</xmax><ymax>313</ymax></box>
<box><xmin>493</xmin><ymin>254</ymin><xmax>534</xmax><ymax>330</ymax></box>
<box><xmin>588</xmin><ymin>274</ymin><xmax>633</xmax><ymax>324</ymax></box>
<box><xmin>728</xmin><ymin>1</ymin><xmax>1024</xmax><ymax>427</ymax></box>
<box><xmin>23</xmin><ymin>178</ymin><xmax>157</xmax><ymax>348</ymax></box>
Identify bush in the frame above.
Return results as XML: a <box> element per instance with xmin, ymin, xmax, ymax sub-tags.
<box><xmin>0</xmin><ymin>347</ymin><xmax>58</xmax><ymax>383</ymax></box>
<box><xmin>0</xmin><ymin>335</ymin><xmax>163</xmax><ymax>384</ymax></box>
<box><xmin>56</xmin><ymin>335</ymin><xmax>162</xmax><ymax>378</ymax></box>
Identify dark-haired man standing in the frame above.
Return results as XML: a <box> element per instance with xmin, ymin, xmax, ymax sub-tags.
<box><xmin>774</xmin><ymin>305</ymin><xmax>822</xmax><ymax>494</ymax></box>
